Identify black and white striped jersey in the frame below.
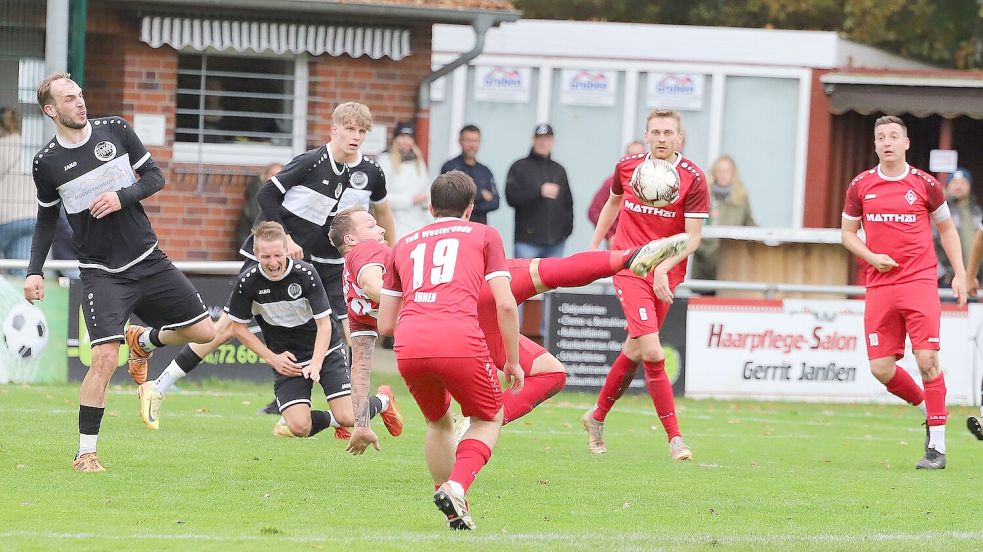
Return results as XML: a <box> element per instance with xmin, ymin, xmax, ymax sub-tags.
<box><xmin>225</xmin><ymin>258</ymin><xmax>339</xmax><ymax>362</ymax></box>
<box><xmin>239</xmin><ymin>146</ymin><xmax>387</xmax><ymax>266</ymax></box>
<box><xmin>32</xmin><ymin>117</ymin><xmax>160</xmax><ymax>271</ymax></box>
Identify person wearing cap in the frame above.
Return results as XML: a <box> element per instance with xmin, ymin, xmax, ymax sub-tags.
<box><xmin>934</xmin><ymin>167</ymin><xmax>982</xmax><ymax>287</ymax></box>
<box><xmin>375</xmin><ymin>122</ymin><xmax>432</xmax><ymax>240</ymax></box>
<box><xmin>440</xmin><ymin>124</ymin><xmax>499</xmax><ymax>224</ymax></box>
<box><xmin>505</xmin><ymin>123</ymin><xmax>573</xmax><ymax>259</ymax></box>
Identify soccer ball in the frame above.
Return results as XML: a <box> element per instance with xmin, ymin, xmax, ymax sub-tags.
<box><xmin>2</xmin><ymin>302</ymin><xmax>49</xmax><ymax>360</ymax></box>
<box><xmin>630</xmin><ymin>158</ymin><xmax>680</xmax><ymax>207</ymax></box>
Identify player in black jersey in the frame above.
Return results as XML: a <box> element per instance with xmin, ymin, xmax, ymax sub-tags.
<box><xmin>23</xmin><ymin>73</ymin><xmax>215</xmax><ymax>472</ymax></box>
<box><xmin>133</xmin><ymin>102</ymin><xmax>395</xmax><ymax>428</ymax></box>
<box><xmin>225</xmin><ymin>222</ymin><xmax>402</xmax><ymax>439</ymax></box>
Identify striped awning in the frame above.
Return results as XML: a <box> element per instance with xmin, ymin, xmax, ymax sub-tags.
<box><xmin>139</xmin><ymin>15</ymin><xmax>411</xmax><ymax>60</ymax></box>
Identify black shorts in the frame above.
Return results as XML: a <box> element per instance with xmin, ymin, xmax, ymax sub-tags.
<box><xmin>313</xmin><ymin>262</ymin><xmax>346</xmax><ymax>321</ymax></box>
<box><xmin>80</xmin><ymin>255</ymin><xmax>209</xmax><ymax>346</ymax></box>
<box><xmin>273</xmin><ymin>345</ymin><xmax>351</xmax><ymax>412</ymax></box>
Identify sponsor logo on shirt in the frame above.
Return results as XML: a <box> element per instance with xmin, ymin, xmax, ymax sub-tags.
<box><xmin>624</xmin><ymin>199</ymin><xmax>676</xmax><ymax>218</ymax></box>
<box><xmin>287</xmin><ymin>283</ymin><xmax>302</xmax><ymax>299</ymax></box>
<box><xmin>350</xmin><ymin>171</ymin><xmax>368</xmax><ymax>190</ymax></box>
<box><xmin>64</xmin><ymin>161</ymin><xmax>77</xmax><ymax>171</ymax></box>
<box><xmin>258</xmin><ymin>289</ymin><xmax>271</xmax><ymax>295</ymax></box>
<box><xmin>94</xmin><ymin>141</ymin><xmax>116</xmax><ymax>162</ymax></box>
<box><xmin>864</xmin><ymin>213</ymin><xmax>917</xmax><ymax>223</ymax></box>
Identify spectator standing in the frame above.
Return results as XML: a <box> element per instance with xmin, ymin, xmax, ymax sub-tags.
<box><xmin>440</xmin><ymin>124</ymin><xmax>499</xmax><ymax>224</ymax></box>
<box><xmin>375</xmin><ymin>122</ymin><xmax>432</xmax><ymax>239</ymax></box>
<box><xmin>235</xmin><ymin>162</ymin><xmax>283</xmax><ymax>248</ymax></box>
<box><xmin>588</xmin><ymin>141</ymin><xmax>646</xmax><ymax>246</ymax></box>
<box><xmin>934</xmin><ymin>168</ymin><xmax>981</xmax><ymax>286</ymax></box>
<box><xmin>0</xmin><ymin>107</ymin><xmax>36</xmax><ymax>268</ymax></box>
<box><xmin>691</xmin><ymin>155</ymin><xmax>757</xmax><ymax>281</ymax></box>
<box><xmin>505</xmin><ymin>123</ymin><xmax>573</xmax><ymax>258</ymax></box>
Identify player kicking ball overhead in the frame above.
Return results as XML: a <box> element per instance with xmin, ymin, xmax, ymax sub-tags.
<box><xmin>841</xmin><ymin>115</ymin><xmax>967</xmax><ymax>469</ymax></box>
<box><xmin>223</xmin><ymin>222</ymin><xmax>400</xmax><ymax>439</ymax></box>
<box><xmin>377</xmin><ymin>171</ymin><xmax>523</xmax><ymax>531</ymax></box>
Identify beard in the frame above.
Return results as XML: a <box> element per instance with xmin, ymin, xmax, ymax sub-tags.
<box><xmin>57</xmin><ymin>110</ymin><xmax>86</xmax><ymax>130</ymax></box>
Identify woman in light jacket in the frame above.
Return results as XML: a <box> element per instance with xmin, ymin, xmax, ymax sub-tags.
<box><xmin>691</xmin><ymin>154</ymin><xmax>756</xmax><ymax>281</ymax></box>
<box><xmin>375</xmin><ymin>122</ymin><xmax>432</xmax><ymax>240</ymax></box>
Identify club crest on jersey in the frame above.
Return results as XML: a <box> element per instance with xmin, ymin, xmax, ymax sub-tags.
<box><xmin>350</xmin><ymin>171</ymin><xmax>368</xmax><ymax>190</ymax></box>
<box><xmin>904</xmin><ymin>189</ymin><xmax>916</xmax><ymax>205</ymax></box>
<box><xmin>287</xmin><ymin>283</ymin><xmax>302</xmax><ymax>299</ymax></box>
<box><xmin>94</xmin><ymin>141</ymin><xmax>116</xmax><ymax>162</ymax></box>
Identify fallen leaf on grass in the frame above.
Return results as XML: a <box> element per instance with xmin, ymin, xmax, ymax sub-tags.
<box><xmin>242</xmin><ymin>401</ymin><xmax>252</xmax><ymax>406</ymax></box>
<box><xmin>195</xmin><ymin>408</ymin><xmax>209</xmax><ymax>414</ymax></box>
<box><xmin>623</xmin><ymin>502</ymin><xmax>631</xmax><ymax>509</ymax></box>
<box><xmin>538</xmin><ymin>479</ymin><xmax>549</xmax><ymax>485</ymax></box>
<box><xmin>106</xmin><ymin>411</ymin><xmax>118</xmax><ymax>417</ymax></box>
<box><xmin>16</xmin><ymin>464</ymin><xmax>25</xmax><ymax>469</ymax></box>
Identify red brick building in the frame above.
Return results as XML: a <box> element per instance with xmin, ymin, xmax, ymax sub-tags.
<box><xmin>80</xmin><ymin>0</ymin><xmax>517</xmax><ymax>260</ymax></box>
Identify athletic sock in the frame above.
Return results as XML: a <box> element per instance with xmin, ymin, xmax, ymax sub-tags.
<box><xmin>885</xmin><ymin>365</ymin><xmax>924</xmax><ymax>406</ymax></box>
<box><xmin>537</xmin><ymin>250</ymin><xmax>624</xmax><ymax>290</ymax></box>
<box><xmin>503</xmin><ymin>371</ymin><xmax>566</xmax><ymax>424</ymax></box>
<box><xmin>368</xmin><ymin>395</ymin><xmax>384</xmax><ymax>418</ymax></box>
<box><xmin>923</xmin><ymin>373</ymin><xmax>948</xmax><ymax>427</ymax></box>
<box><xmin>153</xmin><ymin>362</ymin><xmax>187</xmax><ymax>394</ymax></box>
<box><xmin>592</xmin><ymin>353</ymin><xmax>638</xmax><ymax>422</ymax></box>
<box><xmin>643</xmin><ymin>359</ymin><xmax>680</xmax><ymax>440</ymax></box>
<box><xmin>173</xmin><ymin>346</ymin><xmax>204</xmax><ymax>375</ymax></box>
<box><xmin>78</xmin><ymin>405</ymin><xmax>105</xmax><ymax>454</ymax></box>
<box><xmin>448</xmin><ymin>439</ymin><xmax>492</xmax><ymax>495</ymax></box>
<box><xmin>149</xmin><ymin>328</ymin><xmax>164</xmax><ymax>348</ymax></box>
<box><xmin>310</xmin><ymin>410</ymin><xmax>332</xmax><ymax>436</ymax></box>
<box><xmin>928</xmin><ymin>426</ymin><xmax>946</xmax><ymax>454</ymax></box>
<box><xmin>137</xmin><ymin>327</ymin><xmax>160</xmax><ymax>352</ymax></box>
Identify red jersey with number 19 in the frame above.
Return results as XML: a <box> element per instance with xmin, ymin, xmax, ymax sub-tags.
<box><xmin>842</xmin><ymin>164</ymin><xmax>948</xmax><ymax>288</ymax></box>
<box><xmin>382</xmin><ymin>217</ymin><xmax>510</xmax><ymax>359</ymax></box>
<box><xmin>610</xmin><ymin>152</ymin><xmax>709</xmax><ymax>283</ymax></box>
<box><xmin>343</xmin><ymin>239</ymin><xmax>389</xmax><ymax>336</ymax></box>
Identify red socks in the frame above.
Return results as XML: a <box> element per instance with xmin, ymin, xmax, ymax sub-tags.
<box><xmin>537</xmin><ymin>250</ymin><xmax>630</xmax><ymax>290</ymax></box>
<box><xmin>923</xmin><ymin>373</ymin><xmax>948</xmax><ymax>426</ymax></box>
<box><xmin>885</xmin><ymin>365</ymin><xmax>925</xmax><ymax>406</ymax></box>
<box><xmin>503</xmin><ymin>371</ymin><xmax>566</xmax><ymax>424</ymax></box>
<box><xmin>592</xmin><ymin>353</ymin><xmax>638</xmax><ymax>422</ymax></box>
<box><xmin>448</xmin><ymin>439</ymin><xmax>492</xmax><ymax>494</ymax></box>
<box><xmin>643</xmin><ymin>359</ymin><xmax>680</xmax><ymax>440</ymax></box>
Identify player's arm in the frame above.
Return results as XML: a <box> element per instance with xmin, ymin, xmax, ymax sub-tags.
<box><xmin>356</xmin><ymin>265</ymin><xmax>384</xmax><ymax>303</ymax></box>
<box><xmin>840</xmin><ymin>217</ymin><xmax>898</xmax><ymax>273</ymax></box>
<box><xmin>23</xmin><ymin>203</ymin><xmax>59</xmax><ymax>303</ymax></box>
<box><xmin>371</xmin><ymin>201</ymin><xmax>397</xmax><ymax>246</ymax></box>
<box><xmin>304</xmin><ymin>315</ymin><xmax>332</xmax><ymax>382</ymax></box>
<box><xmin>377</xmin><ymin>294</ymin><xmax>401</xmax><ymax>337</ymax></box>
<box><xmin>651</xmin><ymin>217</ymin><xmax>704</xmax><ymax>303</ymax></box>
<box><xmin>346</xmin><ymin>333</ymin><xmax>381</xmax><ymax>455</ymax></box>
<box><xmin>488</xmin><ymin>275</ymin><xmax>523</xmax><ymax>392</ymax></box>
<box><xmin>229</xmin><ymin>318</ymin><xmax>302</xmax><ymax>376</ymax></box>
<box><xmin>935</xmin><ymin>217</ymin><xmax>968</xmax><ymax>305</ymax></box>
<box><xmin>966</xmin><ymin>229</ymin><xmax>983</xmax><ymax>296</ymax></box>
<box><xmin>590</xmin><ymin>192</ymin><xmax>621</xmax><ymax>250</ymax></box>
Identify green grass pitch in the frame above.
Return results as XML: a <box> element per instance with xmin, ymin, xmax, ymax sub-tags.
<box><xmin>1</xmin><ymin>375</ymin><xmax>982</xmax><ymax>551</ymax></box>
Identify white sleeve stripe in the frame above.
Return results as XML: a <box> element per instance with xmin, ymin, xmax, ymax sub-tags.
<box><xmin>931</xmin><ymin>202</ymin><xmax>951</xmax><ymax>223</ymax></box>
<box><xmin>683</xmin><ymin>212</ymin><xmax>709</xmax><ymax>218</ymax></box>
<box><xmin>841</xmin><ymin>212</ymin><xmax>862</xmax><ymax>221</ymax></box>
<box><xmin>380</xmin><ymin>288</ymin><xmax>403</xmax><ymax>297</ymax></box>
<box><xmin>37</xmin><ymin>197</ymin><xmax>61</xmax><ymax>207</ymax></box>
<box><xmin>312</xmin><ymin>309</ymin><xmax>332</xmax><ymax>319</ymax></box>
<box><xmin>131</xmin><ymin>151</ymin><xmax>151</xmax><ymax>170</ymax></box>
<box><xmin>356</xmin><ymin>263</ymin><xmax>385</xmax><ymax>284</ymax></box>
<box><xmin>227</xmin><ymin>314</ymin><xmax>252</xmax><ymax>324</ymax></box>
<box><xmin>485</xmin><ymin>270</ymin><xmax>512</xmax><ymax>281</ymax></box>
<box><xmin>271</xmin><ymin>176</ymin><xmax>286</xmax><ymax>194</ymax></box>
<box><xmin>371</xmin><ymin>197</ymin><xmax>388</xmax><ymax>205</ymax></box>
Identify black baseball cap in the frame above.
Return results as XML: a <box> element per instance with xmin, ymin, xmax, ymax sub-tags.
<box><xmin>393</xmin><ymin>122</ymin><xmax>415</xmax><ymax>139</ymax></box>
<box><xmin>534</xmin><ymin>123</ymin><xmax>554</xmax><ymax>137</ymax></box>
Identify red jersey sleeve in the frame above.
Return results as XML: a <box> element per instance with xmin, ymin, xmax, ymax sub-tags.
<box><xmin>842</xmin><ymin>179</ymin><xmax>863</xmax><ymax>220</ymax></box>
<box><xmin>923</xmin><ymin>174</ymin><xmax>946</xmax><ymax>214</ymax></box>
<box><xmin>683</xmin><ymin>172</ymin><xmax>710</xmax><ymax>217</ymax></box>
<box><xmin>381</xmin><ymin>246</ymin><xmax>403</xmax><ymax>297</ymax></box>
<box><xmin>482</xmin><ymin>226</ymin><xmax>509</xmax><ymax>281</ymax></box>
<box><xmin>611</xmin><ymin>159</ymin><xmax>626</xmax><ymax>195</ymax></box>
<box><xmin>354</xmin><ymin>241</ymin><xmax>388</xmax><ymax>285</ymax></box>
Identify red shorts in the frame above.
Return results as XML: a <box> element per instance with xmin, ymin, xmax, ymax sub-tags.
<box><xmin>488</xmin><ymin>334</ymin><xmax>548</xmax><ymax>375</ymax></box>
<box><xmin>612</xmin><ymin>271</ymin><xmax>682</xmax><ymax>338</ymax></box>
<box><xmin>864</xmin><ymin>280</ymin><xmax>941</xmax><ymax>360</ymax></box>
<box><xmin>397</xmin><ymin>356</ymin><xmax>502</xmax><ymax>421</ymax></box>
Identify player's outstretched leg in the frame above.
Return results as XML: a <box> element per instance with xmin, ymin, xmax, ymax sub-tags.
<box><xmin>502</xmin><ymin>340</ymin><xmax>566</xmax><ymax>425</ymax></box>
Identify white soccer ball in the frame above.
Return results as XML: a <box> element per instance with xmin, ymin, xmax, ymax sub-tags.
<box><xmin>2</xmin><ymin>302</ymin><xmax>49</xmax><ymax>360</ymax></box>
<box><xmin>630</xmin><ymin>158</ymin><xmax>680</xmax><ymax>207</ymax></box>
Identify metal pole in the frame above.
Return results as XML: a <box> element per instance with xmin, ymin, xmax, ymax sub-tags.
<box><xmin>45</xmin><ymin>0</ymin><xmax>70</xmax><ymax>135</ymax></box>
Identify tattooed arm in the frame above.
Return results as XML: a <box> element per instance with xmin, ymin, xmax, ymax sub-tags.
<box><xmin>346</xmin><ymin>334</ymin><xmax>380</xmax><ymax>455</ymax></box>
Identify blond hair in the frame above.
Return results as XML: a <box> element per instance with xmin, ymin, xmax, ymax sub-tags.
<box><xmin>708</xmin><ymin>155</ymin><xmax>749</xmax><ymax>205</ymax></box>
<box><xmin>37</xmin><ymin>72</ymin><xmax>72</xmax><ymax>108</ymax></box>
<box><xmin>252</xmin><ymin>221</ymin><xmax>289</xmax><ymax>249</ymax></box>
<box><xmin>332</xmin><ymin>102</ymin><xmax>373</xmax><ymax>131</ymax></box>
<box><xmin>328</xmin><ymin>205</ymin><xmax>368</xmax><ymax>250</ymax></box>
<box><xmin>646</xmin><ymin>109</ymin><xmax>682</xmax><ymax>129</ymax></box>
<box><xmin>388</xmin><ymin>143</ymin><xmax>427</xmax><ymax>177</ymax></box>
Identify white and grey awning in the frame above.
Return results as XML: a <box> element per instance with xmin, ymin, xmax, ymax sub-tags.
<box><xmin>139</xmin><ymin>15</ymin><xmax>411</xmax><ymax>60</ymax></box>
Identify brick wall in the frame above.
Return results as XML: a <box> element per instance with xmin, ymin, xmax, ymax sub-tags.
<box><xmin>84</xmin><ymin>7</ymin><xmax>433</xmax><ymax>260</ymax></box>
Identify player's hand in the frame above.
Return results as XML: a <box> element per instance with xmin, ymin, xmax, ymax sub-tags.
<box><xmin>952</xmin><ymin>274</ymin><xmax>968</xmax><ymax>307</ymax></box>
<box><xmin>302</xmin><ymin>362</ymin><xmax>321</xmax><ymax>382</ymax></box>
<box><xmin>541</xmin><ymin>182</ymin><xmax>560</xmax><ymax>199</ymax></box>
<box><xmin>969</xmin><ymin>276</ymin><xmax>979</xmax><ymax>297</ymax></box>
<box><xmin>503</xmin><ymin>360</ymin><xmax>524</xmax><ymax>394</ymax></box>
<box><xmin>285</xmin><ymin>236</ymin><xmax>304</xmax><ymax>260</ymax></box>
<box><xmin>269</xmin><ymin>351</ymin><xmax>303</xmax><ymax>376</ymax></box>
<box><xmin>869</xmin><ymin>254</ymin><xmax>899</xmax><ymax>273</ymax></box>
<box><xmin>90</xmin><ymin>192</ymin><xmax>122</xmax><ymax>219</ymax></box>
<box><xmin>346</xmin><ymin>427</ymin><xmax>380</xmax><ymax>455</ymax></box>
<box><xmin>652</xmin><ymin>269</ymin><xmax>673</xmax><ymax>303</ymax></box>
<box><xmin>23</xmin><ymin>275</ymin><xmax>45</xmax><ymax>303</ymax></box>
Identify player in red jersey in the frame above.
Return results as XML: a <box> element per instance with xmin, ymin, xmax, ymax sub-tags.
<box><xmin>841</xmin><ymin>115</ymin><xmax>967</xmax><ymax>469</ymax></box>
<box><xmin>585</xmin><ymin>109</ymin><xmax>709</xmax><ymax>460</ymax></box>
<box><xmin>377</xmin><ymin>171</ymin><xmax>522</xmax><ymax>531</ymax></box>
<box><xmin>330</xmin><ymin>206</ymin><xmax>688</xmax><ymax>450</ymax></box>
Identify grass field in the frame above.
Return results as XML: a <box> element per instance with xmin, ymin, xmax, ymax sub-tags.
<box><xmin>2</xmin><ymin>375</ymin><xmax>982</xmax><ymax>551</ymax></box>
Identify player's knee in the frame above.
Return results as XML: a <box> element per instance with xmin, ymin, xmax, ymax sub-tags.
<box><xmin>530</xmin><ymin>354</ymin><xmax>565</xmax><ymax>375</ymax></box>
<box><xmin>913</xmin><ymin>350</ymin><xmax>939</xmax><ymax>376</ymax></box>
<box><xmin>639</xmin><ymin>345</ymin><xmax>665</xmax><ymax>364</ymax></box>
<box><xmin>287</xmin><ymin>419</ymin><xmax>312</xmax><ymax>437</ymax></box>
<box><xmin>91</xmin><ymin>343</ymin><xmax>120</xmax><ymax>373</ymax></box>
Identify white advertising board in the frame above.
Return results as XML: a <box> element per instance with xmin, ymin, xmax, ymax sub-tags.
<box><xmin>685</xmin><ymin>297</ymin><xmax>980</xmax><ymax>406</ymax></box>
<box><xmin>473</xmin><ymin>66</ymin><xmax>532</xmax><ymax>103</ymax></box>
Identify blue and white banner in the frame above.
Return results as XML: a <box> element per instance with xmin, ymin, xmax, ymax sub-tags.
<box><xmin>473</xmin><ymin>66</ymin><xmax>532</xmax><ymax>103</ymax></box>
<box><xmin>559</xmin><ymin>69</ymin><xmax>618</xmax><ymax>107</ymax></box>
<box><xmin>646</xmin><ymin>73</ymin><xmax>705</xmax><ymax>111</ymax></box>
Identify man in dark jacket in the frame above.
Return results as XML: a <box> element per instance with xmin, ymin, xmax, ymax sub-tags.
<box><xmin>440</xmin><ymin>124</ymin><xmax>499</xmax><ymax>224</ymax></box>
<box><xmin>505</xmin><ymin>123</ymin><xmax>573</xmax><ymax>258</ymax></box>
